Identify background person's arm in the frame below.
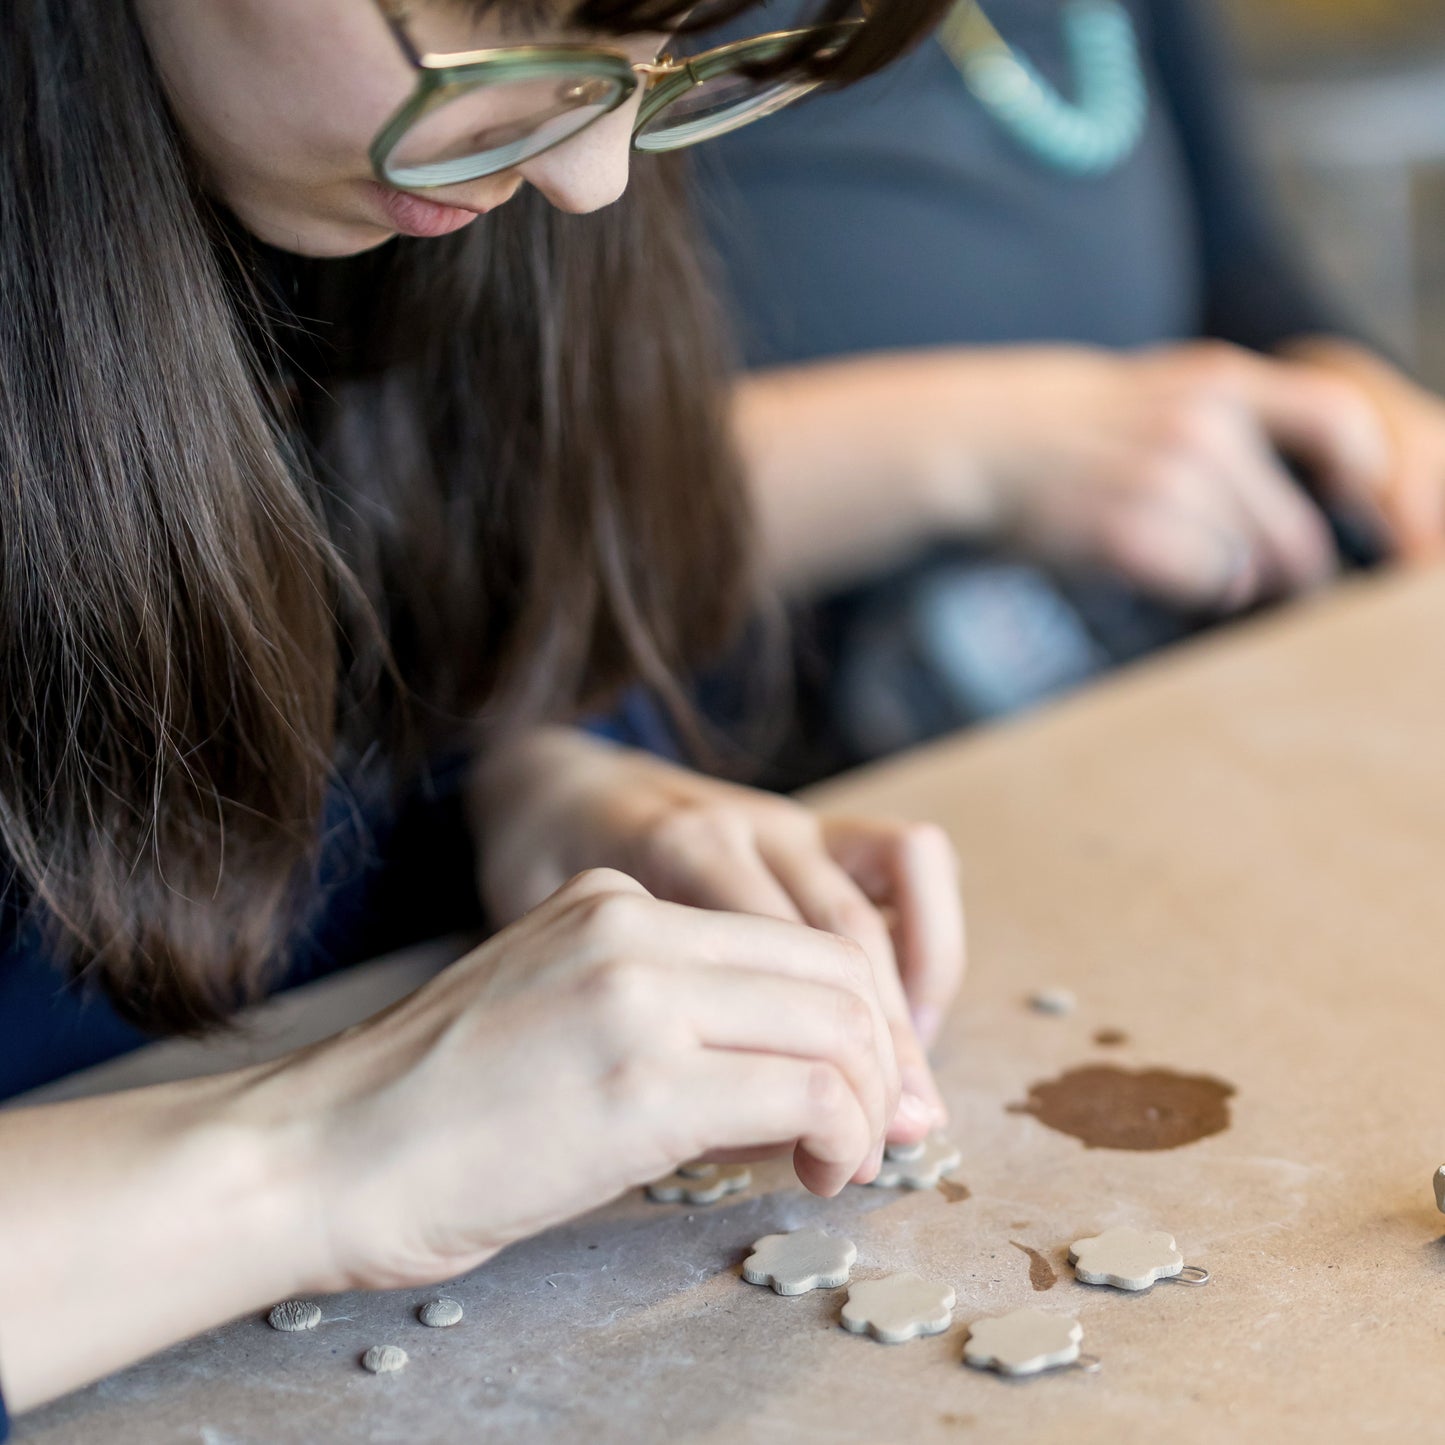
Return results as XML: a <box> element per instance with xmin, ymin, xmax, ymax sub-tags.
<box><xmin>734</xmin><ymin>342</ymin><xmax>1388</xmax><ymax>606</ymax></box>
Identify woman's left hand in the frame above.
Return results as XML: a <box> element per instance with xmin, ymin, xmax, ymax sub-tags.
<box><xmin>469</xmin><ymin>727</ymin><xmax>965</xmax><ymax>1142</ymax></box>
<box><xmin>1285</xmin><ymin>338</ymin><xmax>1445</xmax><ymax>563</ymax></box>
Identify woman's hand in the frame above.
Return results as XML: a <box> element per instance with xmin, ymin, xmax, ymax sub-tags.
<box><xmin>273</xmin><ymin>867</ymin><xmax>899</xmax><ymax>1293</ymax></box>
<box><xmin>0</xmin><ymin>869</ymin><xmax>897</xmax><ymax>1412</ymax></box>
<box><xmin>469</xmin><ymin>729</ymin><xmax>964</xmax><ymax>1142</ymax></box>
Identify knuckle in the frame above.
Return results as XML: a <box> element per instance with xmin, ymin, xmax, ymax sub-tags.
<box><xmin>805</xmin><ymin>1061</ymin><xmax>851</xmax><ymax>1119</ymax></box>
<box><xmin>647</xmin><ymin>803</ymin><xmax>753</xmax><ymax>858</ymax></box>
<box><xmin>582</xmin><ymin>957</ymin><xmax>661</xmax><ymax>1034</ymax></box>
<box><xmin>1157</xmin><ymin>397</ymin><xmax>1223</xmax><ymax>456</ymax></box>
<box><xmin>603</xmin><ymin>1055</ymin><xmax>671</xmax><ymax>1120</ymax></box>
<box><xmin>572</xmin><ymin>885</ymin><xmax>651</xmax><ymax>947</ymax></box>
<box><xmin>835</xmin><ymin>991</ymin><xmax>877</xmax><ymax>1053</ymax></box>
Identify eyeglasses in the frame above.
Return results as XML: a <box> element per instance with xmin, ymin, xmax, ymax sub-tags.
<box><xmin>369</xmin><ymin>1</ymin><xmax>857</xmax><ymax>189</ymax></box>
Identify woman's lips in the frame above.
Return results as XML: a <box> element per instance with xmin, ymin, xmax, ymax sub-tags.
<box><xmin>372</xmin><ymin>182</ymin><xmax>487</xmax><ymax>238</ymax></box>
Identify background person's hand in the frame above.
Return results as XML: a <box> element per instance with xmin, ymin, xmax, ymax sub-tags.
<box><xmin>279</xmin><ymin>867</ymin><xmax>900</xmax><ymax>1294</ymax></box>
<box><xmin>468</xmin><ymin>728</ymin><xmax>965</xmax><ymax>1144</ymax></box>
<box><xmin>1284</xmin><ymin>337</ymin><xmax>1445</xmax><ymax>564</ymax></box>
<box><xmin>954</xmin><ymin>341</ymin><xmax>1391</xmax><ymax>608</ymax></box>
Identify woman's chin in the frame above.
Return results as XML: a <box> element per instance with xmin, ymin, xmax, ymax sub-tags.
<box><xmin>224</xmin><ymin>194</ymin><xmax>403</xmax><ymax>259</ymax></box>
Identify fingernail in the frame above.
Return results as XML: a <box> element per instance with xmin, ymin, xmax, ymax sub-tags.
<box><xmin>912</xmin><ymin>1005</ymin><xmax>942</xmax><ymax>1049</ymax></box>
<box><xmin>902</xmin><ymin>1067</ymin><xmax>950</xmax><ymax>1131</ymax></box>
<box><xmin>895</xmin><ymin>1091</ymin><xmax>932</xmax><ymax>1132</ymax></box>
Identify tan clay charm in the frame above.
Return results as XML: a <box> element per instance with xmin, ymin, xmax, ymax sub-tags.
<box><xmin>963</xmin><ymin>1308</ymin><xmax>1089</xmax><ymax>1377</ymax></box>
<box><xmin>266</xmin><ymin>1300</ymin><xmax>321</xmax><ymax>1332</ymax></box>
<box><xmin>742</xmin><ymin>1229</ymin><xmax>858</xmax><ymax>1296</ymax></box>
<box><xmin>866</xmin><ymin>1134</ymin><xmax>962</xmax><ymax>1190</ymax></box>
<box><xmin>1068</xmin><ymin>1226</ymin><xmax>1208</xmax><ymax>1291</ymax></box>
<box><xmin>840</xmin><ymin>1273</ymin><xmax>956</xmax><ymax>1343</ymax></box>
<box><xmin>646</xmin><ymin>1163</ymin><xmax>751</xmax><ymax>1205</ymax></box>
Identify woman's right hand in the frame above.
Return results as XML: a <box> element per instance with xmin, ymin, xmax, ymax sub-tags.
<box><xmin>268</xmin><ymin>868</ymin><xmax>900</xmax><ymax>1296</ymax></box>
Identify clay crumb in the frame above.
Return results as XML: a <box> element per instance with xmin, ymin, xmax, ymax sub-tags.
<box><xmin>267</xmin><ymin>1300</ymin><xmax>321</xmax><ymax>1333</ymax></box>
<box><xmin>1029</xmin><ymin>988</ymin><xmax>1076</xmax><ymax>1016</ymax></box>
<box><xmin>362</xmin><ymin>1345</ymin><xmax>409</xmax><ymax>1375</ymax></box>
<box><xmin>419</xmin><ymin>1297</ymin><xmax>463</xmax><ymax>1328</ymax></box>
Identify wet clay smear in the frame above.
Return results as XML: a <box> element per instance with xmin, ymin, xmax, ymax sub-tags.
<box><xmin>1010</xmin><ymin>1064</ymin><xmax>1235</xmax><ymax>1150</ymax></box>
<box><xmin>936</xmin><ymin>1178</ymin><xmax>972</xmax><ymax>1204</ymax></box>
<box><xmin>1093</xmin><ymin>1028</ymin><xmax>1128</xmax><ymax>1047</ymax></box>
<box><xmin>1010</xmin><ymin>1241</ymin><xmax>1058</xmax><ymax>1291</ymax></box>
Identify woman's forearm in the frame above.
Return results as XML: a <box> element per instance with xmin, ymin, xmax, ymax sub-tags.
<box><xmin>0</xmin><ymin>1068</ymin><xmax>319</xmax><ymax>1415</ymax></box>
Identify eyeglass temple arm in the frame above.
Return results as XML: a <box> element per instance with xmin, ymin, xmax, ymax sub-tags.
<box><xmin>372</xmin><ymin>0</ymin><xmax>425</xmax><ymax>67</ymax></box>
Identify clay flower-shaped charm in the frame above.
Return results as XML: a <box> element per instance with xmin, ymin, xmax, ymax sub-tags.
<box><xmin>964</xmin><ymin>1308</ymin><xmax>1084</xmax><ymax>1376</ymax></box>
<box><xmin>1433</xmin><ymin>1165</ymin><xmax>1445</xmax><ymax>1213</ymax></box>
<box><xmin>742</xmin><ymin>1229</ymin><xmax>858</xmax><ymax>1296</ymax></box>
<box><xmin>1068</xmin><ymin>1226</ymin><xmax>1183</xmax><ymax>1290</ymax></box>
<box><xmin>866</xmin><ymin>1135</ymin><xmax>962</xmax><ymax>1190</ymax></box>
<box><xmin>840</xmin><ymin>1273</ymin><xmax>956</xmax><ymax>1343</ymax></box>
<box><xmin>645</xmin><ymin>1163</ymin><xmax>751</xmax><ymax>1205</ymax></box>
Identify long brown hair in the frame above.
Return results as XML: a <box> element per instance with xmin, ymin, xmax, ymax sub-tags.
<box><xmin>0</xmin><ymin>0</ymin><xmax>949</xmax><ymax>1034</ymax></box>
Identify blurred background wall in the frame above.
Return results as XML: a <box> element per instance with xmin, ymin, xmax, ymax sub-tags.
<box><xmin>1226</xmin><ymin>0</ymin><xmax>1445</xmax><ymax>386</ymax></box>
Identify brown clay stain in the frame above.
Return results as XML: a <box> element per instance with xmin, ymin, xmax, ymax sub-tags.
<box><xmin>1009</xmin><ymin>1063</ymin><xmax>1235</xmax><ymax>1151</ymax></box>
<box><xmin>939</xmin><ymin>1414</ymin><xmax>977</xmax><ymax>1428</ymax></box>
<box><xmin>1010</xmin><ymin>1240</ymin><xmax>1058</xmax><ymax>1291</ymax></box>
<box><xmin>1093</xmin><ymin>1027</ymin><xmax>1129</xmax><ymax>1047</ymax></box>
<box><xmin>936</xmin><ymin>1177</ymin><xmax>972</xmax><ymax>1204</ymax></box>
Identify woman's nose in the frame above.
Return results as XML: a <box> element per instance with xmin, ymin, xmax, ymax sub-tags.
<box><xmin>518</xmin><ymin>94</ymin><xmax>639</xmax><ymax>213</ymax></box>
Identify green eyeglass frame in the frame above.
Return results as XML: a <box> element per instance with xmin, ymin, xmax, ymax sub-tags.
<box><xmin>369</xmin><ymin>1</ymin><xmax>859</xmax><ymax>189</ymax></box>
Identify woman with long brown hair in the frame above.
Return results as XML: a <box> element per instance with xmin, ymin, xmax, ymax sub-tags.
<box><xmin>0</xmin><ymin>0</ymin><xmax>966</xmax><ymax>1423</ymax></box>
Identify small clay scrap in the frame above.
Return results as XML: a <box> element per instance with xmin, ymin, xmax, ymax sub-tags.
<box><xmin>646</xmin><ymin>1163</ymin><xmax>750</xmax><ymax>1205</ymax></box>
<box><xmin>964</xmin><ymin>1308</ymin><xmax>1084</xmax><ymax>1377</ymax></box>
<box><xmin>742</xmin><ymin>1229</ymin><xmax>857</xmax><ymax>1296</ymax></box>
<box><xmin>266</xmin><ymin>1300</ymin><xmax>321</xmax><ymax>1333</ymax></box>
<box><xmin>361</xmin><ymin>1345</ymin><xmax>409</xmax><ymax>1375</ymax></box>
<box><xmin>867</xmin><ymin>1134</ymin><xmax>962</xmax><ymax>1190</ymax></box>
<box><xmin>1069</xmin><ymin>1226</ymin><xmax>1205</xmax><ymax>1291</ymax></box>
<box><xmin>841</xmin><ymin>1274</ymin><xmax>956</xmax><ymax>1343</ymax></box>
<box><xmin>1029</xmin><ymin>988</ymin><xmax>1076</xmax><ymax>1016</ymax></box>
<box><xmin>418</xmin><ymin>1297</ymin><xmax>464</xmax><ymax>1328</ymax></box>
<box><xmin>1434</xmin><ymin>1165</ymin><xmax>1445</xmax><ymax>1213</ymax></box>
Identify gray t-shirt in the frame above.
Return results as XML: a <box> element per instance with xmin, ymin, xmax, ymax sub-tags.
<box><xmin>696</xmin><ymin>0</ymin><xmax>1342</xmax><ymax>366</ymax></box>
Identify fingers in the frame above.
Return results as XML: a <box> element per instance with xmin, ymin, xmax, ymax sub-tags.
<box><xmin>755</xmin><ymin>835</ymin><xmax>944</xmax><ymax>1138</ymax></box>
<box><xmin>1210</xmin><ymin>345</ymin><xmax>1391</xmax><ymax>499</ymax></box>
<box><xmin>661</xmin><ymin>1050</ymin><xmax>877</xmax><ymax>1197</ymax></box>
<box><xmin>667</xmin><ymin>965</ymin><xmax>892</xmax><ymax>1144</ymax></box>
<box><xmin>1099</xmin><ymin>393</ymin><xmax>1336</xmax><ymax>607</ymax></box>
<box><xmin>822</xmin><ymin>818</ymin><xmax>966</xmax><ymax>1051</ymax></box>
<box><xmin>1380</xmin><ymin>441</ymin><xmax>1445</xmax><ymax>562</ymax></box>
<box><xmin>633</xmin><ymin>804</ymin><xmax>807</xmax><ymax>923</ymax></box>
<box><xmin>1095</xmin><ymin>477</ymin><xmax>1254</xmax><ymax>609</ymax></box>
<box><xmin>1203</xmin><ymin>410</ymin><xmax>1339</xmax><ymax>596</ymax></box>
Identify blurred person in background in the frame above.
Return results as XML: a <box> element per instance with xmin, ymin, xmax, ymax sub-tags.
<box><xmin>703</xmin><ymin>0</ymin><xmax>1445</xmax><ymax>774</ymax></box>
